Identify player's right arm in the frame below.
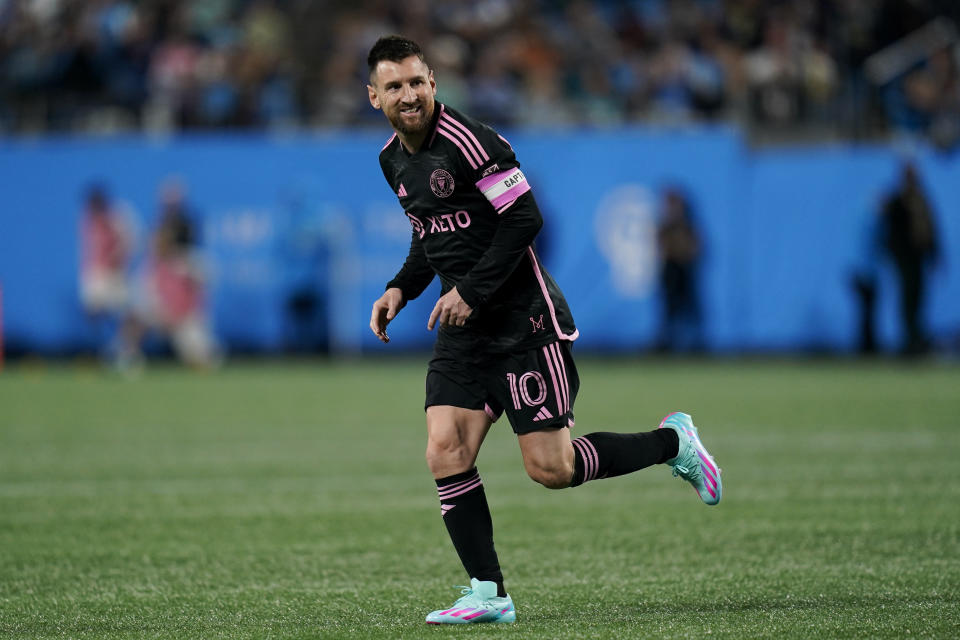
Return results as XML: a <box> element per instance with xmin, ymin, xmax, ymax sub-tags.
<box><xmin>370</xmin><ymin>287</ymin><xmax>405</xmax><ymax>343</ymax></box>
<box><xmin>371</xmin><ymin>229</ymin><xmax>435</xmax><ymax>343</ymax></box>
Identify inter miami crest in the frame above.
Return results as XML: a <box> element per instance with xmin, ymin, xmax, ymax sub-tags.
<box><xmin>430</xmin><ymin>169</ymin><xmax>455</xmax><ymax>198</ymax></box>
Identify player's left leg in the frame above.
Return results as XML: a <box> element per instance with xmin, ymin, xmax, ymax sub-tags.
<box><xmin>507</xmin><ymin>340</ymin><xmax>721</xmax><ymax>504</ymax></box>
<box><xmin>517</xmin><ymin>424</ymin><xmax>679</xmax><ymax>488</ymax></box>
<box><xmin>518</xmin><ymin>411</ymin><xmax>721</xmax><ymax>504</ymax></box>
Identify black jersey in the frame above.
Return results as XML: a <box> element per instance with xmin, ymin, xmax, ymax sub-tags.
<box><xmin>379</xmin><ymin>103</ymin><xmax>578</xmax><ymax>353</ymax></box>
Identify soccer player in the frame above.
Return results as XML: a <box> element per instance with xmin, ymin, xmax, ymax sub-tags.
<box><xmin>366</xmin><ymin>35</ymin><xmax>722</xmax><ymax>625</ymax></box>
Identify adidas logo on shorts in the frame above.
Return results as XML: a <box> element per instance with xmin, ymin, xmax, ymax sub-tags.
<box><xmin>532</xmin><ymin>406</ymin><xmax>554</xmax><ymax>422</ymax></box>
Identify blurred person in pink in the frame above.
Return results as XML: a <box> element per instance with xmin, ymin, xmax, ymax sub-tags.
<box><xmin>120</xmin><ymin>178</ymin><xmax>221</xmax><ymax>369</ymax></box>
<box><xmin>80</xmin><ymin>184</ymin><xmax>134</xmax><ymax>315</ymax></box>
<box><xmin>79</xmin><ymin>183</ymin><xmax>137</xmax><ymax>356</ymax></box>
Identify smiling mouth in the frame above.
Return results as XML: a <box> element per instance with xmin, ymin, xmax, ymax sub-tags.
<box><xmin>400</xmin><ymin>105</ymin><xmax>421</xmax><ymax>116</ymax></box>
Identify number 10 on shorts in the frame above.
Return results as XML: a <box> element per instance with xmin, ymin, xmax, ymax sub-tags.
<box><xmin>506</xmin><ymin>371</ymin><xmax>547</xmax><ymax>410</ymax></box>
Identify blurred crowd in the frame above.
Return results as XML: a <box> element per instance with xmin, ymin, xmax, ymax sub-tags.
<box><xmin>1</xmin><ymin>0</ymin><xmax>959</xmax><ymax>145</ymax></box>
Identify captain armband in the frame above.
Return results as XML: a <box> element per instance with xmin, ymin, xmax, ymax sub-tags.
<box><xmin>476</xmin><ymin>167</ymin><xmax>531</xmax><ymax>215</ymax></box>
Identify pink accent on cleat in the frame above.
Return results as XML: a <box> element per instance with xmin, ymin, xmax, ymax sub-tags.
<box><xmin>697</xmin><ymin>450</ymin><xmax>719</xmax><ymax>477</ymax></box>
<box><xmin>658</xmin><ymin>412</ymin><xmax>680</xmax><ymax>428</ymax></box>
<box><xmin>703</xmin><ymin>470</ymin><xmax>718</xmax><ymax>492</ymax></box>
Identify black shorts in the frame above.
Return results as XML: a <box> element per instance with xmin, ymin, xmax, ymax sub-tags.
<box><xmin>425</xmin><ymin>339</ymin><xmax>579</xmax><ymax>434</ymax></box>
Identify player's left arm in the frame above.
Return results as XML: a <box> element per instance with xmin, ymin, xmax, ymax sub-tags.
<box><xmin>428</xmin><ymin>127</ymin><xmax>542</xmax><ymax>329</ymax></box>
<box><xmin>457</xmin><ymin>127</ymin><xmax>542</xmax><ymax>307</ymax></box>
<box><xmin>454</xmin><ymin>189</ymin><xmax>541</xmax><ymax>308</ymax></box>
<box><xmin>428</xmin><ymin>193</ymin><xmax>541</xmax><ymax>330</ymax></box>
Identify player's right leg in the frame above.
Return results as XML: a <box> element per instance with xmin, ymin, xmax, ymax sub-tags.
<box><xmin>422</xmin><ymin>345</ymin><xmax>515</xmax><ymax>624</ymax></box>
<box><xmin>425</xmin><ymin>578</ymin><xmax>516</xmax><ymax>625</ymax></box>
<box><xmin>425</xmin><ymin>406</ymin><xmax>514</xmax><ymax>624</ymax></box>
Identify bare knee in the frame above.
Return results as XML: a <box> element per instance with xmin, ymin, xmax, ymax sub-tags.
<box><xmin>525</xmin><ymin>459</ymin><xmax>574</xmax><ymax>490</ymax></box>
<box><xmin>425</xmin><ymin>434</ymin><xmax>472</xmax><ymax>477</ymax></box>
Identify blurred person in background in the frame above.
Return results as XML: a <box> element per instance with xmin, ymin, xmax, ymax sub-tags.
<box><xmin>79</xmin><ymin>183</ymin><xmax>135</xmax><ymax>354</ymax></box>
<box><xmin>656</xmin><ymin>186</ymin><xmax>703</xmax><ymax>352</ymax></box>
<box><xmin>366</xmin><ymin>35</ymin><xmax>722</xmax><ymax>626</ymax></box>
<box><xmin>880</xmin><ymin>161</ymin><xmax>941</xmax><ymax>356</ymax></box>
<box><xmin>117</xmin><ymin>178</ymin><xmax>221</xmax><ymax>370</ymax></box>
<box><xmin>850</xmin><ymin>198</ymin><xmax>885</xmax><ymax>355</ymax></box>
<box><xmin>280</xmin><ymin>186</ymin><xmax>332</xmax><ymax>354</ymax></box>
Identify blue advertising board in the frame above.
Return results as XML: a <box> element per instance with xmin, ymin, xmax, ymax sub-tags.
<box><xmin>0</xmin><ymin>128</ymin><xmax>957</xmax><ymax>355</ymax></box>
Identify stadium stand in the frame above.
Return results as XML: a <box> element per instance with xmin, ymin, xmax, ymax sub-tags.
<box><xmin>1</xmin><ymin>0</ymin><xmax>958</xmax><ymax>146</ymax></box>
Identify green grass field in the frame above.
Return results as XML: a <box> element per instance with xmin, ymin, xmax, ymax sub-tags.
<box><xmin>1</xmin><ymin>357</ymin><xmax>958</xmax><ymax>639</ymax></box>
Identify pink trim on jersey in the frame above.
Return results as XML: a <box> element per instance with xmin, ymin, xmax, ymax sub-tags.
<box><xmin>428</xmin><ymin>105</ymin><xmax>445</xmax><ymax>147</ymax></box>
<box><xmin>439</xmin><ymin>118</ymin><xmax>484</xmax><ymax>167</ymax></box>
<box><xmin>441</xmin><ymin>112</ymin><xmax>490</xmax><ymax>162</ymax></box>
<box><xmin>437</xmin><ymin>128</ymin><xmax>479</xmax><ymax>170</ymax></box>
<box><xmin>542</xmin><ymin>345</ymin><xmax>565</xmax><ymax>418</ymax></box>
<box><xmin>484</xmin><ymin>403</ymin><xmax>499</xmax><ymax>422</ymax></box>
<box><xmin>498</xmin><ymin>134</ymin><xmax>513</xmax><ymax>149</ymax></box>
<box><xmin>526</xmin><ymin>247</ymin><xmax>580</xmax><ymax>342</ymax></box>
<box><xmin>380</xmin><ymin>132</ymin><xmax>396</xmax><ymax>152</ymax></box>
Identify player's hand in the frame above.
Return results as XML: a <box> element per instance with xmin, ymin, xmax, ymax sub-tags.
<box><xmin>428</xmin><ymin>286</ymin><xmax>473</xmax><ymax>330</ymax></box>
<box><xmin>370</xmin><ymin>287</ymin><xmax>405</xmax><ymax>343</ymax></box>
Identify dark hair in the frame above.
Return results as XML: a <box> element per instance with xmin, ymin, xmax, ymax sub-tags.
<box><xmin>367</xmin><ymin>35</ymin><xmax>426</xmax><ymax>80</ymax></box>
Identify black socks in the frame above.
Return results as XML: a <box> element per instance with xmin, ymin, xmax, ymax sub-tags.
<box><xmin>433</xmin><ymin>430</ymin><xmax>680</xmax><ymax>594</ymax></box>
<box><xmin>435</xmin><ymin>468</ymin><xmax>506</xmax><ymax>597</ymax></box>
<box><xmin>570</xmin><ymin>428</ymin><xmax>679</xmax><ymax>487</ymax></box>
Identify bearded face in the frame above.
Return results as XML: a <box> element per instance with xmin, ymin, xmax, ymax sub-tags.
<box><xmin>368</xmin><ymin>56</ymin><xmax>437</xmax><ymax>141</ymax></box>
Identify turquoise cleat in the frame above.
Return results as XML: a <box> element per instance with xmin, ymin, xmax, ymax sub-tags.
<box><xmin>659</xmin><ymin>412</ymin><xmax>722</xmax><ymax>505</ymax></box>
<box><xmin>425</xmin><ymin>578</ymin><xmax>516</xmax><ymax>625</ymax></box>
